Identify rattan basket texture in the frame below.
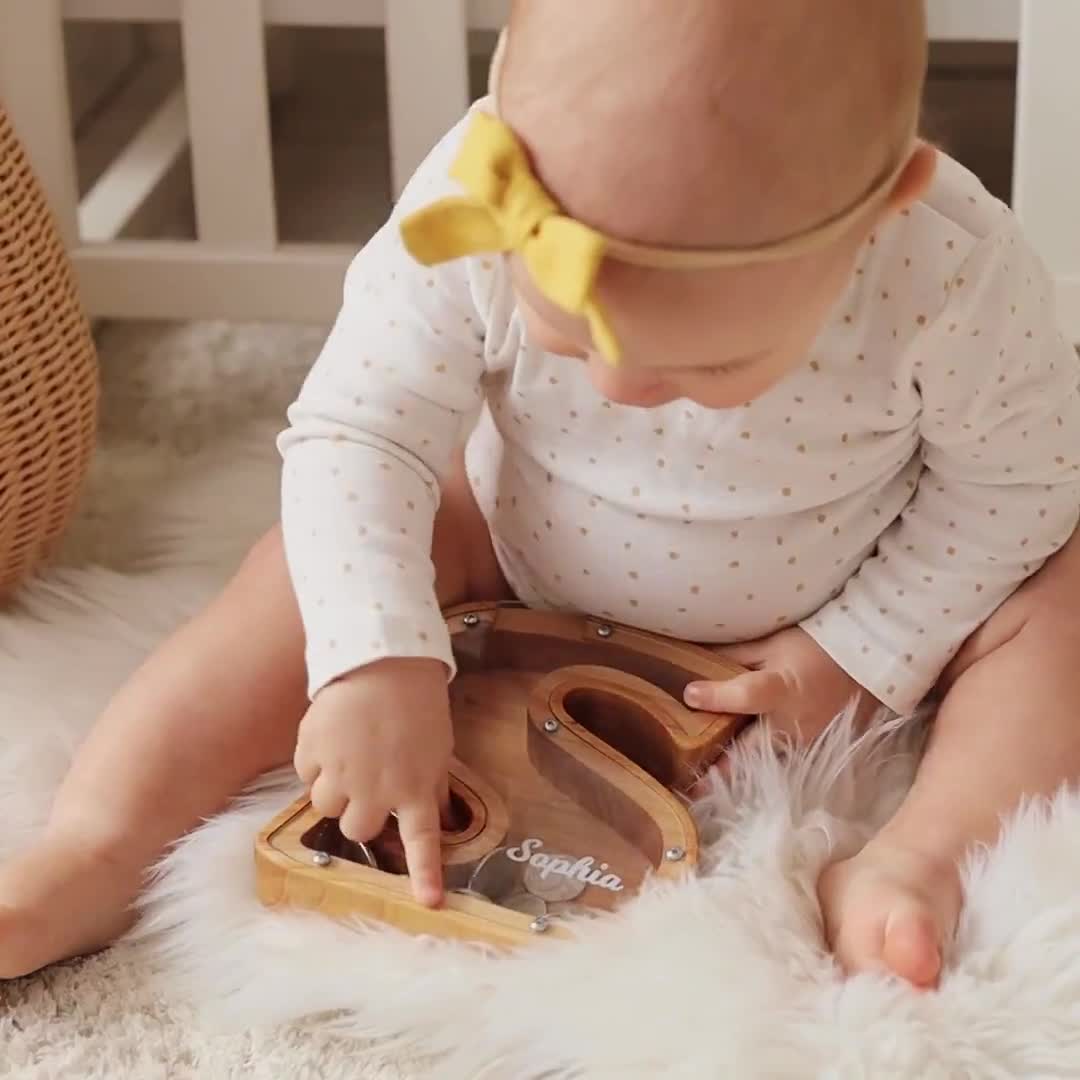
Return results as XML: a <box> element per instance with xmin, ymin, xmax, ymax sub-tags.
<box><xmin>0</xmin><ymin>104</ymin><xmax>99</xmax><ymax>598</ymax></box>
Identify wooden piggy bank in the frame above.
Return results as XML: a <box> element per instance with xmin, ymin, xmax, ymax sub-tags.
<box><xmin>255</xmin><ymin>604</ymin><xmax>745</xmax><ymax>948</ymax></box>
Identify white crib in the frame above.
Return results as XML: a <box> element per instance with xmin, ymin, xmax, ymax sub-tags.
<box><xmin>0</xmin><ymin>0</ymin><xmax>1078</xmax><ymax>338</ymax></box>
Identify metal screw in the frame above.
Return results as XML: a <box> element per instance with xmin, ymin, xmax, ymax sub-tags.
<box><xmin>312</xmin><ymin>851</ymin><xmax>332</xmax><ymax>867</ymax></box>
<box><xmin>595</xmin><ymin>623</ymin><xmax>614</xmax><ymax>639</ymax></box>
<box><xmin>664</xmin><ymin>846</ymin><xmax>686</xmax><ymax>863</ymax></box>
<box><xmin>462</xmin><ymin>612</ymin><xmax>481</xmax><ymax>628</ymax></box>
<box><xmin>529</xmin><ymin>915</ymin><xmax>551</xmax><ymax>934</ymax></box>
<box><xmin>543</xmin><ymin>718</ymin><xmax>560</xmax><ymax>734</ymax></box>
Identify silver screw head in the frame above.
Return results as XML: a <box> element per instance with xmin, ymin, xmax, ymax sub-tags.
<box><xmin>529</xmin><ymin>915</ymin><xmax>551</xmax><ymax>934</ymax></box>
<box><xmin>543</xmin><ymin>718</ymin><xmax>560</xmax><ymax>734</ymax></box>
<box><xmin>462</xmin><ymin>613</ymin><xmax>481</xmax><ymax>628</ymax></box>
<box><xmin>312</xmin><ymin>851</ymin><xmax>332</xmax><ymax>867</ymax></box>
<box><xmin>596</xmin><ymin>623</ymin><xmax>614</xmax><ymax>639</ymax></box>
<box><xmin>664</xmin><ymin>846</ymin><xmax>686</xmax><ymax>863</ymax></box>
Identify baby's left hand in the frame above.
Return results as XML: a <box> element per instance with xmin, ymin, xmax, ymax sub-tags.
<box><xmin>685</xmin><ymin>627</ymin><xmax>884</xmax><ymax>751</ymax></box>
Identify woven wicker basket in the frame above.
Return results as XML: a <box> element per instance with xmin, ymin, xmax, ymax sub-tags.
<box><xmin>0</xmin><ymin>104</ymin><xmax>99</xmax><ymax>598</ymax></box>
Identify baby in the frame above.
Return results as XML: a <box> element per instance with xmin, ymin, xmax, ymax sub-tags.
<box><xmin>2</xmin><ymin>0</ymin><xmax>1079</xmax><ymax>993</ymax></box>
<box><xmin>280</xmin><ymin>0</ymin><xmax>1080</xmax><ymax>989</ymax></box>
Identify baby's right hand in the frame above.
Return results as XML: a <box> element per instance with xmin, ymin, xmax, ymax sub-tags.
<box><xmin>293</xmin><ymin>657</ymin><xmax>453</xmax><ymax>907</ymax></box>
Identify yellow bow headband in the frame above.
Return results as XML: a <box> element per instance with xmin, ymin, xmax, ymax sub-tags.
<box><xmin>400</xmin><ymin>111</ymin><xmax>620</xmax><ymax>360</ymax></box>
<box><xmin>399</xmin><ymin>34</ymin><xmax>914</xmax><ymax>363</ymax></box>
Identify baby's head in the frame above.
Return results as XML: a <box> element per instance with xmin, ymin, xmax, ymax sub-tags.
<box><xmin>499</xmin><ymin>0</ymin><xmax>935</xmax><ymax>408</ymax></box>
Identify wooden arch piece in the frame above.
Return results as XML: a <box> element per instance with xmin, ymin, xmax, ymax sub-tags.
<box><xmin>255</xmin><ymin>604</ymin><xmax>746</xmax><ymax>948</ymax></box>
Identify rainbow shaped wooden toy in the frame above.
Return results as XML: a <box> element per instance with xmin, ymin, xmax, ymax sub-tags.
<box><xmin>255</xmin><ymin>604</ymin><xmax>746</xmax><ymax>948</ymax></box>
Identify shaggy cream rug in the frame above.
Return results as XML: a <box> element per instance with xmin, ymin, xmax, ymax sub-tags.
<box><xmin>3</xmin><ymin>320</ymin><xmax>1080</xmax><ymax>1079</ymax></box>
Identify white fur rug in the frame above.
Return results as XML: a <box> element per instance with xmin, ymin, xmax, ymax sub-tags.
<box><xmin>4</xmin><ymin>322</ymin><xmax>1080</xmax><ymax>1079</ymax></box>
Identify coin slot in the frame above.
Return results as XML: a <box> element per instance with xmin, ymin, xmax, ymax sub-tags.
<box><xmin>300</xmin><ymin>817</ymin><xmax>377</xmax><ymax>867</ymax></box>
<box><xmin>560</xmin><ymin>687</ymin><xmax>680</xmax><ymax>788</ymax></box>
<box><xmin>300</xmin><ymin>789</ymin><xmax>476</xmax><ymax>873</ymax></box>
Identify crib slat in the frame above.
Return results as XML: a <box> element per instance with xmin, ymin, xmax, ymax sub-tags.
<box><xmin>1014</xmin><ymin>2</ymin><xmax>1080</xmax><ymax>259</ymax></box>
<box><xmin>181</xmin><ymin>0</ymin><xmax>277</xmax><ymax>249</ymax></box>
<box><xmin>0</xmin><ymin>0</ymin><xmax>80</xmax><ymax>247</ymax></box>
<box><xmin>65</xmin><ymin>0</ymin><xmax>384</xmax><ymax>25</ymax></box>
<box><xmin>74</xmin><ymin>240</ymin><xmax>352</xmax><ymax>323</ymax></box>
<box><xmin>928</xmin><ymin>0</ymin><xmax>1019</xmax><ymax>41</ymax></box>
<box><xmin>385</xmin><ymin>0</ymin><xmax>471</xmax><ymax>199</ymax></box>
<box><xmin>1013</xmin><ymin>0</ymin><xmax>1080</xmax><ymax>341</ymax></box>
<box><xmin>78</xmin><ymin>86</ymin><xmax>189</xmax><ymax>244</ymax></box>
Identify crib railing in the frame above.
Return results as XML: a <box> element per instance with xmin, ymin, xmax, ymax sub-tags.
<box><xmin>0</xmin><ymin>0</ymin><xmax>508</xmax><ymax>323</ymax></box>
<box><xmin>0</xmin><ymin>0</ymin><xmax>1077</xmax><ymax>338</ymax></box>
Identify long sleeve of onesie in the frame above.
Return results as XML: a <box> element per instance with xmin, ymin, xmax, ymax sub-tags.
<box><xmin>803</xmin><ymin>222</ymin><xmax>1080</xmax><ymax>714</ymax></box>
<box><xmin>278</xmin><ymin>116</ymin><xmax>488</xmax><ymax>697</ymax></box>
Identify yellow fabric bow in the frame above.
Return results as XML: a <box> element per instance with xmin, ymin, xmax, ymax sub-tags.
<box><xmin>399</xmin><ymin>111</ymin><xmax>621</xmax><ymax>362</ymax></box>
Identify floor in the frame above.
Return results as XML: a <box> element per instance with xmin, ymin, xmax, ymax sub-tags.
<box><xmin>6</xmin><ymin>319</ymin><xmax>1080</xmax><ymax>1076</ymax></box>
<box><xmin>67</xmin><ymin>31</ymin><xmax>1020</xmax><ymax>250</ymax></box>
<box><xmin>0</xmin><ymin>317</ymin><xmax>412</xmax><ymax>1080</ymax></box>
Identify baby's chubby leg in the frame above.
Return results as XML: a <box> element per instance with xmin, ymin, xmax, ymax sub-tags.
<box><xmin>819</xmin><ymin>529</ymin><xmax>1080</xmax><ymax>988</ymax></box>
<box><xmin>0</xmin><ymin>527</ymin><xmax>310</xmax><ymax>979</ymax></box>
<box><xmin>0</xmin><ymin>465</ymin><xmax>504</xmax><ymax>979</ymax></box>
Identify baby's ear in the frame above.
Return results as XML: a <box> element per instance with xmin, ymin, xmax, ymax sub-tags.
<box><xmin>884</xmin><ymin>142</ymin><xmax>939</xmax><ymax>217</ymax></box>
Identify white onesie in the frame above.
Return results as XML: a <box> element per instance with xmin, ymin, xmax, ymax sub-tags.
<box><xmin>278</xmin><ymin>106</ymin><xmax>1080</xmax><ymax>715</ymax></box>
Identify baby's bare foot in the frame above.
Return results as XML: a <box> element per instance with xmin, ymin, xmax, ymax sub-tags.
<box><xmin>0</xmin><ymin>829</ymin><xmax>141</xmax><ymax>979</ymax></box>
<box><xmin>817</xmin><ymin>841</ymin><xmax>962</xmax><ymax>989</ymax></box>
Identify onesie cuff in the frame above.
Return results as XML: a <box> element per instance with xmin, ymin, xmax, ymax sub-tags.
<box><xmin>800</xmin><ymin>604</ymin><xmax>946</xmax><ymax>717</ymax></box>
<box><xmin>304</xmin><ymin>607</ymin><xmax>457</xmax><ymax>700</ymax></box>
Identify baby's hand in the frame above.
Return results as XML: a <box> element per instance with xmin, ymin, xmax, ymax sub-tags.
<box><xmin>685</xmin><ymin>627</ymin><xmax>884</xmax><ymax>753</ymax></box>
<box><xmin>293</xmin><ymin>657</ymin><xmax>453</xmax><ymax>907</ymax></box>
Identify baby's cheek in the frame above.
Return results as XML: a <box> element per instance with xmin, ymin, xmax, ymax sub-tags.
<box><xmin>518</xmin><ymin>296</ymin><xmax>590</xmax><ymax>360</ymax></box>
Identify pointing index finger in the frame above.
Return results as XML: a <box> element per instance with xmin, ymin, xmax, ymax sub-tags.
<box><xmin>396</xmin><ymin>799</ymin><xmax>445</xmax><ymax>908</ymax></box>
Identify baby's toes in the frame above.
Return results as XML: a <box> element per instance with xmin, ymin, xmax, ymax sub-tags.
<box><xmin>818</xmin><ymin>845</ymin><xmax>959</xmax><ymax>989</ymax></box>
<box><xmin>882</xmin><ymin>900</ymin><xmax>942</xmax><ymax>989</ymax></box>
<box><xmin>817</xmin><ymin>857</ymin><xmax>888</xmax><ymax>975</ymax></box>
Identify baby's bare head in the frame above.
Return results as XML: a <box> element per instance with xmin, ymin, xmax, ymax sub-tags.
<box><xmin>502</xmin><ymin>0</ymin><xmax>928</xmax><ymax>249</ymax></box>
